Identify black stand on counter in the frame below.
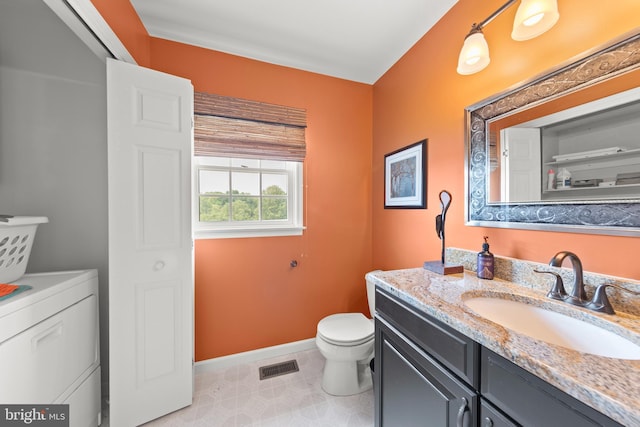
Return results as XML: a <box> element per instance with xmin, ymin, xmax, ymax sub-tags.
<box><xmin>423</xmin><ymin>190</ymin><xmax>463</xmax><ymax>275</ymax></box>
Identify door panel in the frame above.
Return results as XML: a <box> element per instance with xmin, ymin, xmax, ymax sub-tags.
<box><xmin>137</xmin><ymin>147</ymin><xmax>182</xmax><ymax>247</ymax></box>
<box><xmin>501</xmin><ymin>127</ymin><xmax>541</xmax><ymax>202</ymax></box>
<box><xmin>107</xmin><ymin>58</ymin><xmax>194</xmax><ymax>427</ymax></box>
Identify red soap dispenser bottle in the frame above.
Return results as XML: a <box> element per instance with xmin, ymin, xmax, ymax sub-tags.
<box><xmin>477</xmin><ymin>236</ymin><xmax>494</xmax><ymax>280</ymax></box>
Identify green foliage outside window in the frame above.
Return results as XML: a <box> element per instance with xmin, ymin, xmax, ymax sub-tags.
<box><xmin>200</xmin><ymin>185</ymin><xmax>287</xmax><ymax>222</ymax></box>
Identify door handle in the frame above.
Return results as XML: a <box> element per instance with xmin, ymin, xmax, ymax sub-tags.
<box><xmin>456</xmin><ymin>397</ymin><xmax>469</xmax><ymax>427</ymax></box>
<box><xmin>153</xmin><ymin>260</ymin><xmax>166</xmax><ymax>271</ymax></box>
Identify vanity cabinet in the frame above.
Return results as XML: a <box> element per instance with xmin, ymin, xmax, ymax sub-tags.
<box><xmin>374</xmin><ymin>288</ymin><xmax>624</xmax><ymax>427</ymax></box>
<box><xmin>375</xmin><ymin>289</ymin><xmax>478</xmax><ymax>426</ymax></box>
<box><xmin>480</xmin><ymin>348</ymin><xmax>623</xmax><ymax>427</ymax></box>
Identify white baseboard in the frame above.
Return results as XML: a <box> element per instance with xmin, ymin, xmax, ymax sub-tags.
<box><xmin>195</xmin><ymin>338</ymin><xmax>317</xmax><ymax>373</ymax></box>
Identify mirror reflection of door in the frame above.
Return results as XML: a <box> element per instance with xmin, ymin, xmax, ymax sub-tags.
<box><xmin>500</xmin><ymin>128</ymin><xmax>541</xmax><ymax>202</ymax></box>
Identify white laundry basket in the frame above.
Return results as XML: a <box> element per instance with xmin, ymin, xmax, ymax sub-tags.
<box><xmin>0</xmin><ymin>216</ymin><xmax>48</xmax><ymax>283</ymax></box>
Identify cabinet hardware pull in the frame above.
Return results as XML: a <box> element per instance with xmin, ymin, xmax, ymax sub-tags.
<box><xmin>456</xmin><ymin>397</ymin><xmax>469</xmax><ymax>427</ymax></box>
<box><xmin>483</xmin><ymin>416</ymin><xmax>494</xmax><ymax>427</ymax></box>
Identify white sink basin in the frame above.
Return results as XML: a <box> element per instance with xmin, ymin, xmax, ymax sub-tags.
<box><xmin>464</xmin><ymin>296</ymin><xmax>640</xmax><ymax>360</ymax></box>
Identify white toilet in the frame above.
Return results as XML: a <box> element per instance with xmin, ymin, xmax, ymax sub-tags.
<box><xmin>315</xmin><ymin>276</ymin><xmax>376</xmax><ymax>396</ymax></box>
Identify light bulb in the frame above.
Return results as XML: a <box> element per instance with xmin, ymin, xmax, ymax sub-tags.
<box><xmin>523</xmin><ymin>12</ymin><xmax>544</xmax><ymax>27</ymax></box>
<box><xmin>512</xmin><ymin>0</ymin><xmax>559</xmax><ymax>41</ymax></box>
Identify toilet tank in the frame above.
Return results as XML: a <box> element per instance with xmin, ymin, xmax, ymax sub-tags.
<box><xmin>366</xmin><ymin>271</ymin><xmax>380</xmax><ymax>318</ymax></box>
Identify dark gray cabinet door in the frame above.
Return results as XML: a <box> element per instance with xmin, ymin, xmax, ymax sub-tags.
<box><xmin>376</xmin><ymin>317</ymin><xmax>477</xmax><ymax>427</ymax></box>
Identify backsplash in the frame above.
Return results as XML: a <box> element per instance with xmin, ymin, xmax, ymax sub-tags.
<box><xmin>446</xmin><ymin>248</ymin><xmax>640</xmax><ymax>317</ymax></box>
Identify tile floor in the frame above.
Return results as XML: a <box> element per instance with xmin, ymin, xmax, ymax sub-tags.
<box><xmin>105</xmin><ymin>348</ymin><xmax>374</xmax><ymax>427</ymax></box>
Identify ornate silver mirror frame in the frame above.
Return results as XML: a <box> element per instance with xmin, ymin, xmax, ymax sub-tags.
<box><xmin>465</xmin><ymin>32</ymin><xmax>640</xmax><ymax>236</ymax></box>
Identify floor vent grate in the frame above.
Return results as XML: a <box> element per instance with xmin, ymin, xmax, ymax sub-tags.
<box><xmin>259</xmin><ymin>359</ymin><xmax>299</xmax><ymax>380</ymax></box>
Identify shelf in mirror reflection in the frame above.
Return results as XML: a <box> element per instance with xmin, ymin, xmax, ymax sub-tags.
<box><xmin>493</xmin><ymin>87</ymin><xmax>640</xmax><ymax>204</ymax></box>
<box><xmin>544</xmin><ymin>148</ymin><xmax>640</xmax><ymax>166</ymax></box>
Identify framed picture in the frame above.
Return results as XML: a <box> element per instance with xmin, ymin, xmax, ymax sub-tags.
<box><xmin>384</xmin><ymin>139</ymin><xmax>427</xmax><ymax>209</ymax></box>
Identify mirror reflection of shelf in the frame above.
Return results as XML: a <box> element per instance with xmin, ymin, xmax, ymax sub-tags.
<box><xmin>543</xmin><ymin>182</ymin><xmax>640</xmax><ymax>193</ymax></box>
<box><xmin>544</xmin><ymin>148</ymin><xmax>640</xmax><ymax>166</ymax></box>
<box><xmin>542</xmin><ymin>147</ymin><xmax>640</xmax><ymax>197</ymax></box>
<box><xmin>542</xmin><ymin>181</ymin><xmax>640</xmax><ymax>202</ymax></box>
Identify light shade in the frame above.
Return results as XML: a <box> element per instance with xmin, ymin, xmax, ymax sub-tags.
<box><xmin>457</xmin><ymin>31</ymin><xmax>490</xmax><ymax>75</ymax></box>
<box><xmin>511</xmin><ymin>0</ymin><xmax>559</xmax><ymax>41</ymax></box>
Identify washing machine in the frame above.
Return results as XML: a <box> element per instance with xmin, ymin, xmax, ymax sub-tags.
<box><xmin>0</xmin><ymin>269</ymin><xmax>101</xmax><ymax>426</ymax></box>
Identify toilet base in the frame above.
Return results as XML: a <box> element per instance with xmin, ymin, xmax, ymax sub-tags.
<box><xmin>321</xmin><ymin>357</ymin><xmax>373</xmax><ymax>396</ymax></box>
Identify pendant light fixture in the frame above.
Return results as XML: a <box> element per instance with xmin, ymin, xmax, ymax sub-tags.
<box><xmin>512</xmin><ymin>0</ymin><xmax>560</xmax><ymax>41</ymax></box>
<box><xmin>457</xmin><ymin>0</ymin><xmax>559</xmax><ymax>75</ymax></box>
<box><xmin>457</xmin><ymin>24</ymin><xmax>490</xmax><ymax>75</ymax></box>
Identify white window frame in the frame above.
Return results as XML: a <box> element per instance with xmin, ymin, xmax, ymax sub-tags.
<box><xmin>193</xmin><ymin>156</ymin><xmax>304</xmax><ymax>239</ymax></box>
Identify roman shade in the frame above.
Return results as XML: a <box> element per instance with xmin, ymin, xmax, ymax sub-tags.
<box><xmin>194</xmin><ymin>92</ymin><xmax>307</xmax><ymax>161</ymax></box>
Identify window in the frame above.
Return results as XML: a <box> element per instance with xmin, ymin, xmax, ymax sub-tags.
<box><xmin>192</xmin><ymin>91</ymin><xmax>307</xmax><ymax>239</ymax></box>
<box><xmin>194</xmin><ymin>156</ymin><xmax>303</xmax><ymax>239</ymax></box>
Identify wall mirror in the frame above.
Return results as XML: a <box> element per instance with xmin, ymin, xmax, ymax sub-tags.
<box><xmin>465</xmin><ymin>31</ymin><xmax>640</xmax><ymax>236</ymax></box>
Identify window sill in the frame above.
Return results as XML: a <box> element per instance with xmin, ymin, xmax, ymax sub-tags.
<box><xmin>194</xmin><ymin>226</ymin><xmax>305</xmax><ymax>240</ymax></box>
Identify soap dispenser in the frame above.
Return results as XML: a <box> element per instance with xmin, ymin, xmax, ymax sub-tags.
<box><xmin>477</xmin><ymin>236</ymin><xmax>494</xmax><ymax>280</ymax></box>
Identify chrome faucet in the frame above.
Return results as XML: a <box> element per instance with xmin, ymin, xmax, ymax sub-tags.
<box><xmin>548</xmin><ymin>251</ymin><xmax>588</xmax><ymax>306</ymax></box>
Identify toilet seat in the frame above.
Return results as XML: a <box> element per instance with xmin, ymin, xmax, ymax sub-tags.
<box><xmin>317</xmin><ymin>313</ymin><xmax>374</xmax><ymax>346</ymax></box>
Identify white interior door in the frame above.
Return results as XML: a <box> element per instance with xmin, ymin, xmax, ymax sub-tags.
<box><xmin>500</xmin><ymin>127</ymin><xmax>542</xmax><ymax>202</ymax></box>
<box><xmin>107</xmin><ymin>58</ymin><xmax>194</xmax><ymax>427</ymax></box>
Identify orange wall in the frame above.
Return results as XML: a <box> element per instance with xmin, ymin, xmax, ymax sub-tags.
<box><xmin>94</xmin><ymin>1</ymin><xmax>640</xmax><ymax>361</ymax></box>
<box><xmin>90</xmin><ymin>0</ymin><xmax>151</xmax><ymax>66</ymax></box>
<box><xmin>372</xmin><ymin>0</ymin><xmax>640</xmax><ymax>279</ymax></box>
<box><xmin>91</xmin><ymin>0</ymin><xmax>373</xmax><ymax>362</ymax></box>
<box><xmin>149</xmin><ymin>40</ymin><xmax>373</xmax><ymax>361</ymax></box>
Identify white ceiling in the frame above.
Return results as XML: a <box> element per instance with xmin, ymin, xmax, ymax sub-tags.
<box><xmin>130</xmin><ymin>0</ymin><xmax>459</xmax><ymax>84</ymax></box>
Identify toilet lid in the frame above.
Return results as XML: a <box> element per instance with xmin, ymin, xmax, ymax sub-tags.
<box><xmin>317</xmin><ymin>313</ymin><xmax>374</xmax><ymax>346</ymax></box>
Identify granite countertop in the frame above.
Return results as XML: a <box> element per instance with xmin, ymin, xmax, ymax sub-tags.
<box><xmin>367</xmin><ymin>268</ymin><xmax>640</xmax><ymax>426</ymax></box>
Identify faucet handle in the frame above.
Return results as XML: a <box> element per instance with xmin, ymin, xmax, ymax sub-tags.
<box><xmin>587</xmin><ymin>284</ymin><xmax>615</xmax><ymax>314</ymax></box>
<box><xmin>587</xmin><ymin>283</ymin><xmax>640</xmax><ymax>315</ymax></box>
<box><xmin>534</xmin><ymin>269</ymin><xmax>567</xmax><ymax>300</ymax></box>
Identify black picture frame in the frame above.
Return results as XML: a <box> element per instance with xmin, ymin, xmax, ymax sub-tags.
<box><xmin>384</xmin><ymin>139</ymin><xmax>427</xmax><ymax>209</ymax></box>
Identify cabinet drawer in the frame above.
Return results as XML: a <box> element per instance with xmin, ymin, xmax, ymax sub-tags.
<box><xmin>0</xmin><ymin>295</ymin><xmax>99</xmax><ymax>403</ymax></box>
<box><xmin>481</xmin><ymin>347</ymin><xmax>623</xmax><ymax>427</ymax></box>
<box><xmin>376</xmin><ymin>288</ymin><xmax>478</xmax><ymax>387</ymax></box>
<box><xmin>480</xmin><ymin>399</ymin><xmax>517</xmax><ymax>427</ymax></box>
